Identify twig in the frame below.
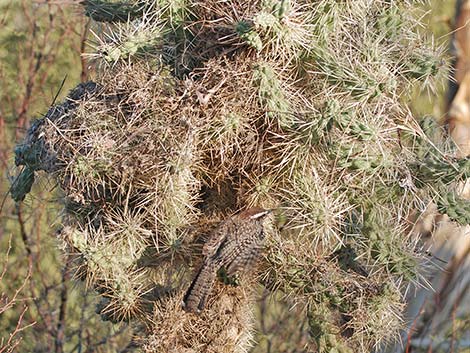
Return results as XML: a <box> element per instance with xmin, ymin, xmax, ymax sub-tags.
<box><xmin>16</xmin><ymin>203</ymin><xmax>33</xmax><ymax>259</ymax></box>
<box><xmin>55</xmin><ymin>259</ymin><xmax>71</xmax><ymax>353</ymax></box>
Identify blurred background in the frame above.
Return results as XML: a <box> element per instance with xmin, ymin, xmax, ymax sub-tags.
<box><xmin>0</xmin><ymin>0</ymin><xmax>468</xmax><ymax>352</ymax></box>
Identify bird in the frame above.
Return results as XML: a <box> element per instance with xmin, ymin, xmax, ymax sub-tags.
<box><xmin>183</xmin><ymin>207</ymin><xmax>271</xmax><ymax>313</ymax></box>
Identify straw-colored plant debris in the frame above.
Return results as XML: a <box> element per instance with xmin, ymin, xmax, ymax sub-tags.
<box><xmin>13</xmin><ymin>0</ymin><xmax>458</xmax><ymax>351</ymax></box>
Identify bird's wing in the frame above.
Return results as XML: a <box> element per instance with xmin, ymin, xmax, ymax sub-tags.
<box><xmin>202</xmin><ymin>219</ymin><xmax>232</xmax><ymax>257</ymax></box>
<box><xmin>226</xmin><ymin>243</ymin><xmax>262</xmax><ymax>277</ymax></box>
<box><xmin>225</xmin><ymin>228</ymin><xmax>264</xmax><ymax>276</ymax></box>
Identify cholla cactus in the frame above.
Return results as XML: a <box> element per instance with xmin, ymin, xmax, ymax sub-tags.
<box><xmin>13</xmin><ymin>0</ymin><xmax>459</xmax><ymax>351</ymax></box>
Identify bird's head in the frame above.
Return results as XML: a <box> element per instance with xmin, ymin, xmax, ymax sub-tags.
<box><xmin>239</xmin><ymin>207</ymin><xmax>272</xmax><ymax>220</ymax></box>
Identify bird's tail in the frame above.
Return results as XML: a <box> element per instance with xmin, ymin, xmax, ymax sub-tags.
<box><xmin>183</xmin><ymin>261</ymin><xmax>217</xmax><ymax>313</ymax></box>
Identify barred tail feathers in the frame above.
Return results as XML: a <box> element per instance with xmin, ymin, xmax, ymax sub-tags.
<box><xmin>183</xmin><ymin>261</ymin><xmax>217</xmax><ymax>312</ymax></box>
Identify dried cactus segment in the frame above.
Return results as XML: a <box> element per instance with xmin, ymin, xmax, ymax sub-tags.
<box><xmin>345</xmin><ymin>284</ymin><xmax>405</xmax><ymax>351</ymax></box>
<box><xmin>143</xmin><ymin>279</ymin><xmax>256</xmax><ymax>353</ymax></box>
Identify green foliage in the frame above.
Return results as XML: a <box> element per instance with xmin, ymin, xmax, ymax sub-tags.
<box><xmin>308</xmin><ymin>304</ymin><xmax>354</xmax><ymax>353</ymax></box>
<box><xmin>375</xmin><ymin>5</ymin><xmax>404</xmax><ymax>39</ymax></box>
<box><xmin>14</xmin><ymin>139</ymin><xmax>44</xmax><ymax>171</ymax></box>
<box><xmin>363</xmin><ymin>212</ymin><xmax>418</xmax><ymax>281</ymax></box>
<box><xmin>415</xmin><ymin>154</ymin><xmax>470</xmax><ymax>186</ymax></box>
<box><xmin>406</xmin><ymin>52</ymin><xmax>443</xmax><ymax>80</ymax></box>
<box><xmin>83</xmin><ymin>0</ymin><xmax>147</xmax><ymax>22</ymax></box>
<box><xmin>409</xmin><ymin>2</ymin><xmax>452</xmax><ymax>118</ymax></box>
<box><xmin>253</xmin><ymin>63</ymin><xmax>291</xmax><ymax>126</ymax></box>
<box><xmin>437</xmin><ymin>192</ymin><xmax>470</xmax><ymax>225</ymax></box>
<box><xmin>236</xmin><ymin>21</ymin><xmax>263</xmax><ymax>51</ymax></box>
<box><xmin>10</xmin><ymin>167</ymin><xmax>35</xmax><ymax>202</ymax></box>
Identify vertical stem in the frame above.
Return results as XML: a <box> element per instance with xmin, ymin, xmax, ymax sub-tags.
<box><xmin>55</xmin><ymin>258</ymin><xmax>71</xmax><ymax>353</ymax></box>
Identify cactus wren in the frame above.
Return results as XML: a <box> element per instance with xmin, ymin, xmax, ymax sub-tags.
<box><xmin>183</xmin><ymin>207</ymin><xmax>271</xmax><ymax>313</ymax></box>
